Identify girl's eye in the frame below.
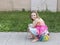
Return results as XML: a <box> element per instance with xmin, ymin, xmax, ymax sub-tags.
<box><xmin>31</xmin><ymin>15</ymin><xmax>36</xmax><ymax>16</ymax></box>
<box><xmin>33</xmin><ymin>15</ymin><xmax>35</xmax><ymax>16</ymax></box>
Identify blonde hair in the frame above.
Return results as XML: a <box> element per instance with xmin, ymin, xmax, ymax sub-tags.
<box><xmin>30</xmin><ymin>11</ymin><xmax>40</xmax><ymax>20</ymax></box>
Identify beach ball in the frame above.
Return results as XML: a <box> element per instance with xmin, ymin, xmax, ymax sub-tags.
<box><xmin>39</xmin><ymin>35</ymin><xmax>49</xmax><ymax>41</ymax></box>
<box><xmin>44</xmin><ymin>35</ymin><xmax>49</xmax><ymax>41</ymax></box>
<box><xmin>39</xmin><ymin>35</ymin><xmax>44</xmax><ymax>41</ymax></box>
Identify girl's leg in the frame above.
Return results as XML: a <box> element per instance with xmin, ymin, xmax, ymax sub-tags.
<box><xmin>28</xmin><ymin>24</ymin><xmax>34</xmax><ymax>38</ymax></box>
<box><xmin>28</xmin><ymin>24</ymin><xmax>39</xmax><ymax>41</ymax></box>
<box><xmin>32</xmin><ymin>36</ymin><xmax>39</xmax><ymax>42</ymax></box>
<box><xmin>29</xmin><ymin>29</ymin><xmax>39</xmax><ymax>42</ymax></box>
<box><xmin>29</xmin><ymin>31</ymin><xmax>35</xmax><ymax>39</ymax></box>
<box><xmin>29</xmin><ymin>30</ymin><xmax>39</xmax><ymax>42</ymax></box>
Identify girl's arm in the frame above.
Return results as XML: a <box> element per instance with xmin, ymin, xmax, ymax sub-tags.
<box><xmin>32</xmin><ymin>19</ymin><xmax>40</xmax><ymax>27</ymax></box>
<box><xmin>32</xmin><ymin>21</ymin><xmax>37</xmax><ymax>28</ymax></box>
<box><xmin>32</xmin><ymin>18</ymin><xmax>45</xmax><ymax>27</ymax></box>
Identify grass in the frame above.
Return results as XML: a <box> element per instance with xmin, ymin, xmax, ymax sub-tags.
<box><xmin>0</xmin><ymin>11</ymin><xmax>60</xmax><ymax>32</ymax></box>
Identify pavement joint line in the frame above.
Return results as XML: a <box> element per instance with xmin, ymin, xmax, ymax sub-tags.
<box><xmin>5</xmin><ymin>33</ymin><xmax>12</xmax><ymax>45</ymax></box>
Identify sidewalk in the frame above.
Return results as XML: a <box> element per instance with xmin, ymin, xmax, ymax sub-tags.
<box><xmin>0</xmin><ymin>32</ymin><xmax>60</xmax><ymax>45</ymax></box>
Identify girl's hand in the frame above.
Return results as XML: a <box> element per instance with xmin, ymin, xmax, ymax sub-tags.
<box><xmin>36</xmin><ymin>22</ymin><xmax>40</xmax><ymax>26</ymax></box>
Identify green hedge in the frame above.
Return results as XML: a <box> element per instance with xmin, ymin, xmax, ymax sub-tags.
<box><xmin>0</xmin><ymin>11</ymin><xmax>60</xmax><ymax>32</ymax></box>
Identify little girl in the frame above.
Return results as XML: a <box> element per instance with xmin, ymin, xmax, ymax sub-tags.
<box><xmin>28</xmin><ymin>11</ymin><xmax>49</xmax><ymax>42</ymax></box>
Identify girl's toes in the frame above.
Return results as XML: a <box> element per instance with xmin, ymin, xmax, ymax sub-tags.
<box><xmin>32</xmin><ymin>39</ymin><xmax>38</xmax><ymax>42</ymax></box>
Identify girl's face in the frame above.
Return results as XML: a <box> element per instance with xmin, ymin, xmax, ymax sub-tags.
<box><xmin>31</xmin><ymin>13</ymin><xmax>37</xmax><ymax>20</ymax></box>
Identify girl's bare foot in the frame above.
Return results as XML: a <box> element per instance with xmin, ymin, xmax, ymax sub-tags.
<box><xmin>32</xmin><ymin>38</ymin><xmax>39</xmax><ymax>42</ymax></box>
